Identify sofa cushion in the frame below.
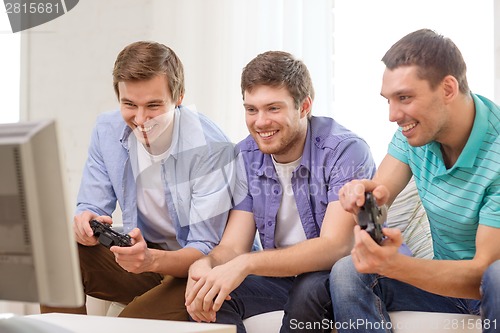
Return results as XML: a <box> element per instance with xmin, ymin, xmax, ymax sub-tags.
<box><xmin>387</xmin><ymin>177</ymin><xmax>433</xmax><ymax>259</ymax></box>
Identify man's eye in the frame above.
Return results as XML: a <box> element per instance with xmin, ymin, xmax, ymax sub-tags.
<box><xmin>246</xmin><ymin>108</ymin><xmax>256</xmax><ymax>114</ymax></box>
<box><xmin>399</xmin><ymin>96</ymin><xmax>410</xmax><ymax>101</ymax></box>
<box><xmin>124</xmin><ymin>102</ymin><xmax>136</xmax><ymax>108</ymax></box>
<box><xmin>269</xmin><ymin>106</ymin><xmax>280</xmax><ymax>111</ymax></box>
<box><xmin>148</xmin><ymin>104</ymin><xmax>161</xmax><ymax>109</ymax></box>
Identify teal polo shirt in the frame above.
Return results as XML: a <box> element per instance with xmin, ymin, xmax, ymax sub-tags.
<box><xmin>388</xmin><ymin>93</ymin><xmax>500</xmax><ymax>260</ymax></box>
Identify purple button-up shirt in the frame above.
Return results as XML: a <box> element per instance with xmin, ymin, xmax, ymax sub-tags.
<box><xmin>234</xmin><ymin>116</ymin><xmax>376</xmax><ymax>249</ymax></box>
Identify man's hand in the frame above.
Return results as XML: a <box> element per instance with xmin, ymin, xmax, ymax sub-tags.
<box><xmin>351</xmin><ymin>225</ymin><xmax>403</xmax><ymax>276</ymax></box>
<box><xmin>73</xmin><ymin>211</ymin><xmax>112</xmax><ymax>246</ymax></box>
<box><xmin>110</xmin><ymin>228</ymin><xmax>154</xmax><ymax>274</ymax></box>
<box><xmin>185</xmin><ymin>255</ymin><xmax>249</xmax><ymax>321</ymax></box>
<box><xmin>338</xmin><ymin>179</ymin><xmax>390</xmax><ymax>214</ymax></box>
<box><xmin>186</xmin><ymin>259</ymin><xmax>217</xmax><ymax>322</ymax></box>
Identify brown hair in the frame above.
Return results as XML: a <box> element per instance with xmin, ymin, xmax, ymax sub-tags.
<box><xmin>241</xmin><ymin>51</ymin><xmax>314</xmax><ymax>113</ymax></box>
<box><xmin>382</xmin><ymin>29</ymin><xmax>469</xmax><ymax>95</ymax></box>
<box><xmin>112</xmin><ymin>41</ymin><xmax>185</xmax><ymax>102</ymax></box>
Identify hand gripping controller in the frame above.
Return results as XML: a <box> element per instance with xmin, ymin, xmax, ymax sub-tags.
<box><xmin>357</xmin><ymin>192</ymin><xmax>387</xmax><ymax>244</ymax></box>
<box><xmin>90</xmin><ymin>220</ymin><xmax>132</xmax><ymax>248</ymax></box>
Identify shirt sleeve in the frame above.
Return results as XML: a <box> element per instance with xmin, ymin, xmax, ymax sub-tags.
<box><xmin>75</xmin><ymin>121</ymin><xmax>118</xmax><ymax>217</ymax></box>
<box><xmin>327</xmin><ymin>137</ymin><xmax>377</xmax><ymax>202</ymax></box>
<box><xmin>179</xmin><ymin>142</ymin><xmax>236</xmax><ymax>254</ymax></box>
<box><xmin>479</xmin><ymin>177</ymin><xmax>500</xmax><ymax>228</ymax></box>
<box><xmin>388</xmin><ymin>129</ymin><xmax>410</xmax><ymax>165</ymax></box>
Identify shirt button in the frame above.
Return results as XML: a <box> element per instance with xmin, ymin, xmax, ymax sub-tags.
<box><xmin>267</xmin><ymin>221</ymin><xmax>272</xmax><ymax>226</ymax></box>
<box><xmin>315</xmin><ymin>137</ymin><xmax>320</xmax><ymax>142</ymax></box>
<box><xmin>274</xmin><ymin>189</ymin><xmax>279</xmax><ymax>194</ymax></box>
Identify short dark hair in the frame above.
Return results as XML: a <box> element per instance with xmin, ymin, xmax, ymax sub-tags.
<box><xmin>112</xmin><ymin>41</ymin><xmax>185</xmax><ymax>102</ymax></box>
<box><xmin>382</xmin><ymin>29</ymin><xmax>469</xmax><ymax>95</ymax></box>
<box><xmin>241</xmin><ymin>51</ymin><xmax>315</xmax><ymax>112</ymax></box>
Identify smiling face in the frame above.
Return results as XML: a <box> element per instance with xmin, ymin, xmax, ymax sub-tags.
<box><xmin>119</xmin><ymin>74</ymin><xmax>180</xmax><ymax>154</ymax></box>
<box><xmin>381</xmin><ymin>65</ymin><xmax>451</xmax><ymax>147</ymax></box>
<box><xmin>244</xmin><ymin>85</ymin><xmax>310</xmax><ymax>163</ymax></box>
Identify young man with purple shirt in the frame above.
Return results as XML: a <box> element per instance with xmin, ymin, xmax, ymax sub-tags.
<box><xmin>185</xmin><ymin>51</ymin><xmax>376</xmax><ymax>333</ymax></box>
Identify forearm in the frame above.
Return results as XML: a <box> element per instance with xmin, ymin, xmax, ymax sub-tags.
<box><xmin>199</xmin><ymin>243</ymin><xmax>246</xmax><ymax>269</ymax></box>
<box><xmin>150</xmin><ymin>247</ymin><xmax>204</xmax><ymax>278</ymax></box>
<box><xmin>242</xmin><ymin>237</ymin><xmax>351</xmax><ymax>277</ymax></box>
<box><xmin>384</xmin><ymin>255</ymin><xmax>485</xmax><ymax>299</ymax></box>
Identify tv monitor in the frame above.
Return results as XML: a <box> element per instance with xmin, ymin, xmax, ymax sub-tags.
<box><xmin>0</xmin><ymin>119</ymin><xmax>84</xmax><ymax>309</ymax></box>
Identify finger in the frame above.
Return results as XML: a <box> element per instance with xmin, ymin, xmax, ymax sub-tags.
<box><xmin>372</xmin><ymin>186</ymin><xmax>390</xmax><ymax>206</ymax></box>
<box><xmin>353</xmin><ymin>225</ymin><xmax>363</xmax><ymax>245</ymax></box>
<box><xmin>381</xmin><ymin>227</ymin><xmax>403</xmax><ymax>247</ymax></box>
<box><xmin>74</xmin><ymin>212</ymin><xmax>93</xmax><ymax>237</ymax></box>
<box><xmin>128</xmin><ymin>227</ymin><xmax>142</xmax><ymax>239</ymax></box>
<box><xmin>82</xmin><ymin>219</ymin><xmax>95</xmax><ymax>238</ymax></box>
<box><xmin>189</xmin><ymin>309</ymin><xmax>215</xmax><ymax>323</ymax></box>
<box><xmin>212</xmin><ymin>290</ymin><xmax>230</xmax><ymax>312</ymax></box>
<box><xmin>99</xmin><ymin>215</ymin><xmax>113</xmax><ymax>225</ymax></box>
<box><xmin>198</xmin><ymin>309</ymin><xmax>216</xmax><ymax>323</ymax></box>
<box><xmin>185</xmin><ymin>278</ymin><xmax>206</xmax><ymax>306</ymax></box>
<box><xmin>202</xmin><ymin>286</ymin><xmax>220</xmax><ymax>312</ymax></box>
<box><xmin>359</xmin><ymin>230</ymin><xmax>379</xmax><ymax>251</ymax></box>
<box><xmin>188</xmin><ymin>312</ymin><xmax>202</xmax><ymax>323</ymax></box>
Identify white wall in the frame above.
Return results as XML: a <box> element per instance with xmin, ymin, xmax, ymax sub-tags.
<box><xmin>21</xmin><ymin>0</ymin><xmax>158</xmax><ymax>216</ymax></box>
<box><xmin>0</xmin><ymin>13</ymin><xmax>20</xmax><ymax>123</ymax></box>
<box><xmin>332</xmin><ymin>0</ymin><xmax>494</xmax><ymax>164</ymax></box>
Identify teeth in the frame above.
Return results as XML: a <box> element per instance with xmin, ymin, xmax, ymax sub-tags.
<box><xmin>402</xmin><ymin>123</ymin><xmax>417</xmax><ymax>132</ymax></box>
<box><xmin>259</xmin><ymin>131</ymin><xmax>277</xmax><ymax>138</ymax></box>
<box><xmin>139</xmin><ymin>125</ymin><xmax>153</xmax><ymax>132</ymax></box>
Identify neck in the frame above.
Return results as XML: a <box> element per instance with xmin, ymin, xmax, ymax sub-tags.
<box><xmin>439</xmin><ymin>94</ymin><xmax>475</xmax><ymax>168</ymax></box>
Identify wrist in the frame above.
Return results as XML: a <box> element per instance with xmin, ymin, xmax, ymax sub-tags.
<box><xmin>148</xmin><ymin>248</ymin><xmax>161</xmax><ymax>272</ymax></box>
<box><xmin>380</xmin><ymin>252</ymin><xmax>406</xmax><ymax>278</ymax></box>
<box><xmin>236</xmin><ymin>252</ymin><xmax>254</xmax><ymax>276</ymax></box>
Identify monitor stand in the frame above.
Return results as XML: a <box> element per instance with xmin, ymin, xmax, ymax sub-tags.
<box><xmin>0</xmin><ymin>315</ymin><xmax>72</xmax><ymax>333</ymax></box>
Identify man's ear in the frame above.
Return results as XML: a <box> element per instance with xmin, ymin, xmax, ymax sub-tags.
<box><xmin>300</xmin><ymin>96</ymin><xmax>313</xmax><ymax>118</ymax></box>
<box><xmin>442</xmin><ymin>75</ymin><xmax>459</xmax><ymax>104</ymax></box>
<box><xmin>176</xmin><ymin>93</ymin><xmax>184</xmax><ymax>106</ymax></box>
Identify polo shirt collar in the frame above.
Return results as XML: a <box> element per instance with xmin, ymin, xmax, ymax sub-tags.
<box><xmin>454</xmin><ymin>93</ymin><xmax>488</xmax><ymax>169</ymax></box>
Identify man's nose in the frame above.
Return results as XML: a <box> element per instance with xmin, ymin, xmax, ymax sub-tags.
<box><xmin>255</xmin><ymin>111</ymin><xmax>270</xmax><ymax>127</ymax></box>
<box><xmin>134</xmin><ymin>107</ymin><xmax>148</xmax><ymax>125</ymax></box>
<box><xmin>388</xmin><ymin>103</ymin><xmax>402</xmax><ymax>123</ymax></box>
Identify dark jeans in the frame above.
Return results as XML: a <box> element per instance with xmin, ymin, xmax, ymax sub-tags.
<box><xmin>206</xmin><ymin>271</ymin><xmax>332</xmax><ymax>333</ymax></box>
<box><xmin>330</xmin><ymin>256</ymin><xmax>500</xmax><ymax>333</ymax></box>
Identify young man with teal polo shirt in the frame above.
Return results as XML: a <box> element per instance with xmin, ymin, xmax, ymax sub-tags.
<box><xmin>331</xmin><ymin>29</ymin><xmax>500</xmax><ymax>333</ymax></box>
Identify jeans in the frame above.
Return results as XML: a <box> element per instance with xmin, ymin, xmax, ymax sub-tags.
<box><xmin>212</xmin><ymin>271</ymin><xmax>332</xmax><ymax>333</ymax></box>
<box><xmin>330</xmin><ymin>257</ymin><xmax>500</xmax><ymax>333</ymax></box>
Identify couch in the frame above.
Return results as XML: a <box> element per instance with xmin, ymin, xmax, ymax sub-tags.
<box><xmin>102</xmin><ymin>178</ymin><xmax>481</xmax><ymax>332</ymax></box>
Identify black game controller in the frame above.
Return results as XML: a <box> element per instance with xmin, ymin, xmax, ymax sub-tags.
<box><xmin>90</xmin><ymin>220</ymin><xmax>132</xmax><ymax>248</ymax></box>
<box><xmin>357</xmin><ymin>192</ymin><xmax>387</xmax><ymax>244</ymax></box>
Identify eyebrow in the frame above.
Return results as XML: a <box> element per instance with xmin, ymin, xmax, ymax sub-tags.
<box><xmin>243</xmin><ymin>101</ymin><xmax>286</xmax><ymax>108</ymax></box>
<box><xmin>120</xmin><ymin>98</ymin><xmax>165</xmax><ymax>104</ymax></box>
<box><xmin>380</xmin><ymin>89</ymin><xmax>412</xmax><ymax>99</ymax></box>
